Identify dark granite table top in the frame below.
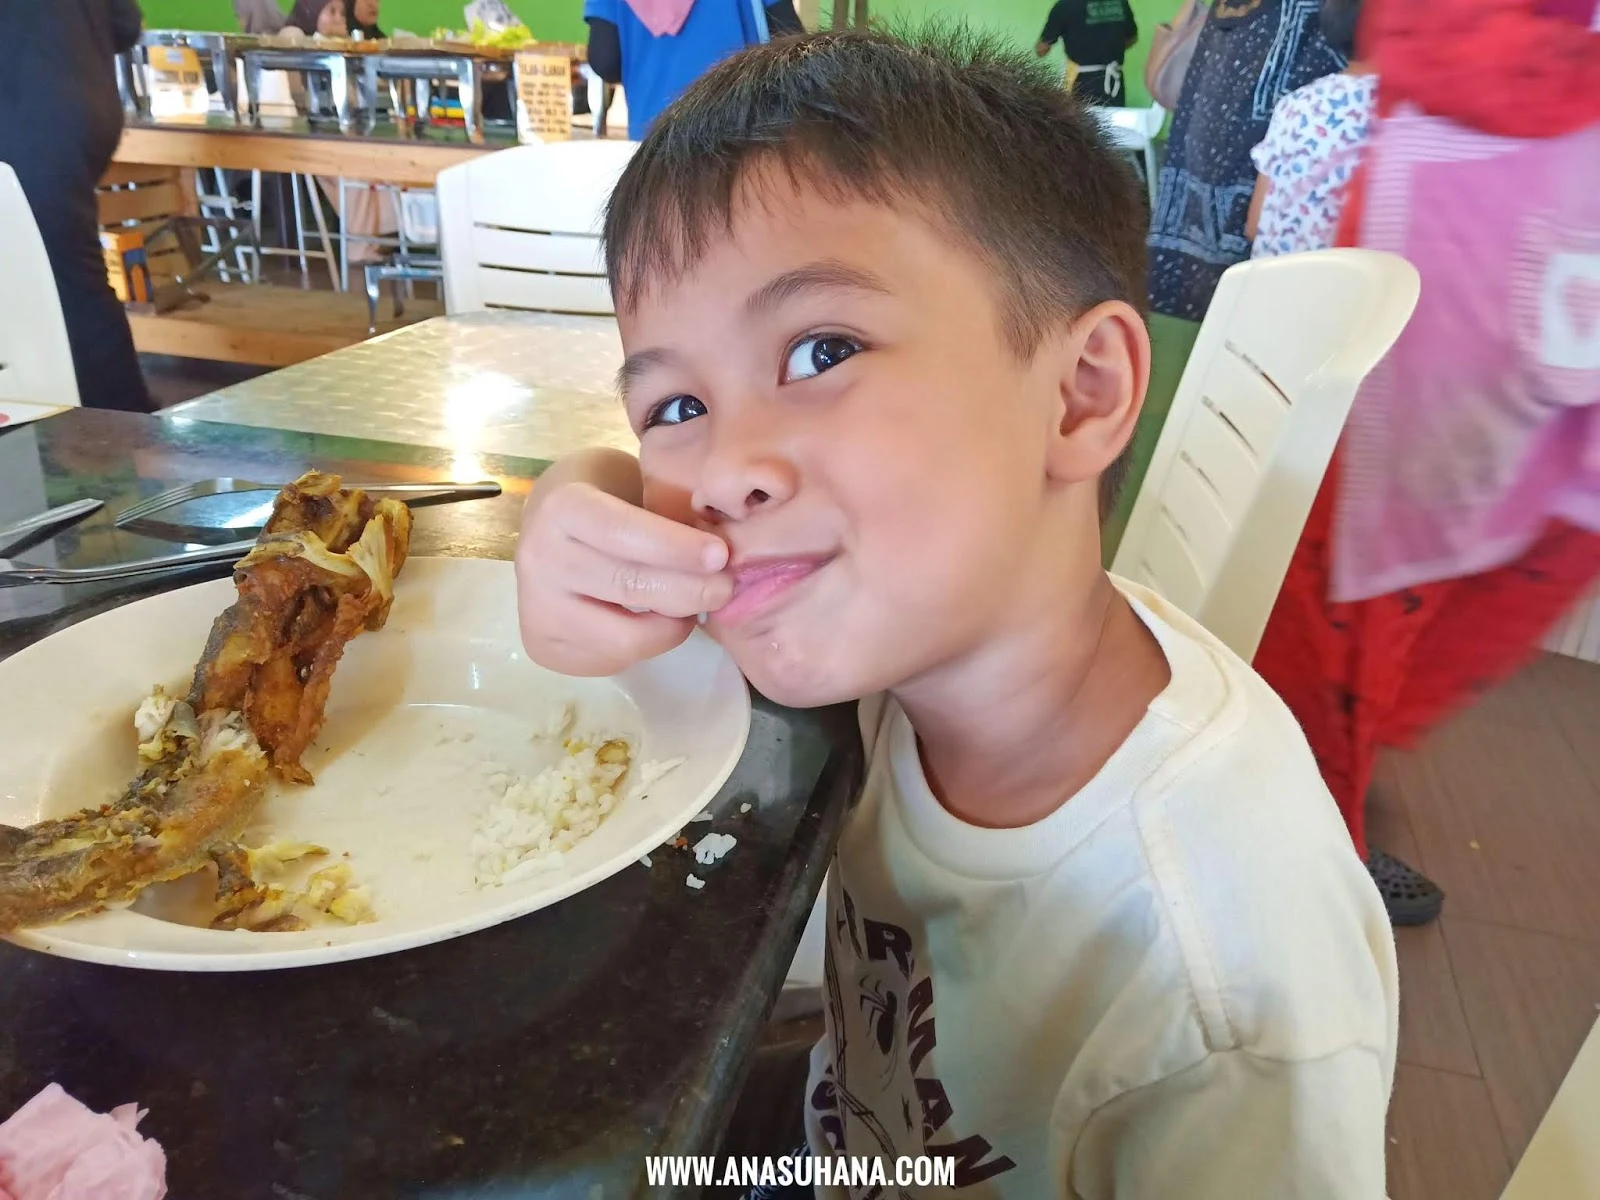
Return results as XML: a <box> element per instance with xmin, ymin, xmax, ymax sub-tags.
<box><xmin>0</xmin><ymin>409</ymin><xmax>860</xmax><ymax>1199</ymax></box>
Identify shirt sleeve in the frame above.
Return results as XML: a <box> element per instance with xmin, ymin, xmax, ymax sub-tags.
<box><xmin>766</xmin><ymin>0</ymin><xmax>805</xmax><ymax>35</ymax></box>
<box><xmin>1249</xmin><ymin>91</ymin><xmax>1302</xmax><ymax>179</ymax></box>
<box><xmin>1068</xmin><ymin>1047</ymin><xmax>1391</xmax><ymax>1200</ymax></box>
<box><xmin>585</xmin><ymin>15</ymin><xmax>622</xmax><ymax>83</ymax></box>
<box><xmin>583</xmin><ymin>0</ymin><xmax>620</xmax><ymax>22</ymax></box>
<box><xmin>1041</xmin><ymin>1</ymin><xmax>1072</xmax><ymax>44</ymax></box>
<box><xmin>110</xmin><ymin>0</ymin><xmax>144</xmax><ymax>53</ymax></box>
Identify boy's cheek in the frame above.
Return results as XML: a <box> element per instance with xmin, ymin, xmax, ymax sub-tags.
<box><xmin>640</xmin><ymin>474</ymin><xmax>698</xmax><ymax>525</ymax></box>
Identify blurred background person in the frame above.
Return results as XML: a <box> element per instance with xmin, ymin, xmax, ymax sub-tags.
<box><xmin>584</xmin><ymin>0</ymin><xmax>804</xmax><ymax>141</ymax></box>
<box><xmin>1252</xmin><ymin>0</ymin><xmax>1600</xmax><ymax>924</ymax></box>
<box><xmin>1244</xmin><ymin>0</ymin><xmax>1373</xmax><ymax>257</ymax></box>
<box><xmin>0</xmin><ymin>0</ymin><xmax>154</xmax><ymax>412</ymax></box>
<box><xmin>1147</xmin><ymin>0</ymin><xmax>1345</xmax><ymax>320</ymax></box>
<box><xmin>1035</xmin><ymin>0</ymin><xmax>1140</xmax><ymax>106</ymax></box>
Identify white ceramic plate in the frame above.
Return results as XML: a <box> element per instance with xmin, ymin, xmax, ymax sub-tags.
<box><xmin>0</xmin><ymin>557</ymin><xmax>750</xmax><ymax>970</ymax></box>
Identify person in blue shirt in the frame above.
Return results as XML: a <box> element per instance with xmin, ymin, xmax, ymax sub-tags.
<box><xmin>585</xmin><ymin>0</ymin><xmax>803</xmax><ymax>141</ymax></box>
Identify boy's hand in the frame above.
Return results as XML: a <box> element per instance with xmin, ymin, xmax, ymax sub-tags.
<box><xmin>515</xmin><ymin>480</ymin><xmax>733</xmax><ymax>677</ymax></box>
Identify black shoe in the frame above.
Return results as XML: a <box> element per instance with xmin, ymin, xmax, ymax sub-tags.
<box><xmin>1367</xmin><ymin>848</ymin><xmax>1444</xmax><ymax>926</ymax></box>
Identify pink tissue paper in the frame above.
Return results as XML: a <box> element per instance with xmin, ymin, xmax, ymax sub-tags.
<box><xmin>0</xmin><ymin>1084</ymin><xmax>166</xmax><ymax>1200</ymax></box>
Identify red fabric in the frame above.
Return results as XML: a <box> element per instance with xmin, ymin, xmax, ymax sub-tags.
<box><xmin>1254</xmin><ymin>467</ymin><xmax>1600</xmax><ymax>856</ymax></box>
<box><xmin>1363</xmin><ymin>0</ymin><xmax>1600</xmax><ymax>135</ymax></box>
<box><xmin>1253</xmin><ymin>0</ymin><xmax>1600</xmax><ymax>854</ymax></box>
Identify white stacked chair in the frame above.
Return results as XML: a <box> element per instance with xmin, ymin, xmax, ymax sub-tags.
<box><xmin>436</xmin><ymin>140</ymin><xmax>640</xmax><ymax>317</ymax></box>
<box><xmin>0</xmin><ymin>163</ymin><xmax>80</xmax><ymax>409</ymax></box>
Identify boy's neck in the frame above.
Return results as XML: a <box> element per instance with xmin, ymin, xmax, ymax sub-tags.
<box><xmin>892</xmin><ymin>561</ymin><xmax>1171</xmax><ymax>830</ymax></box>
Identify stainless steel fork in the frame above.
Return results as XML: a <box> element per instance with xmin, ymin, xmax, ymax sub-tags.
<box><xmin>113</xmin><ymin>478</ymin><xmax>501</xmax><ymax>528</ymax></box>
<box><xmin>0</xmin><ymin>538</ymin><xmax>258</xmax><ymax>588</ymax></box>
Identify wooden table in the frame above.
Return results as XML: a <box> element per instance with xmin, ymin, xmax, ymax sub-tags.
<box><xmin>106</xmin><ymin>116</ymin><xmax>513</xmax><ymax>367</ymax></box>
<box><xmin>114</xmin><ymin>117</ymin><xmax>508</xmax><ymax>189</ymax></box>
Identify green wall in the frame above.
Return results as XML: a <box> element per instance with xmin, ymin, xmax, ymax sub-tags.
<box><xmin>138</xmin><ymin>1</ymin><xmax>1180</xmax><ymax>102</ymax></box>
<box><xmin>819</xmin><ymin>0</ymin><xmax>1181</xmax><ymax>105</ymax></box>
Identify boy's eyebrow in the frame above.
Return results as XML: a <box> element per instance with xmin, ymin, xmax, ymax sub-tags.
<box><xmin>616</xmin><ymin>347</ymin><xmax>677</xmax><ymax>397</ymax></box>
<box><xmin>743</xmin><ymin>261</ymin><xmax>893</xmax><ymax>316</ymax></box>
<box><xmin>614</xmin><ymin>261</ymin><xmax>891</xmax><ymax>397</ymax></box>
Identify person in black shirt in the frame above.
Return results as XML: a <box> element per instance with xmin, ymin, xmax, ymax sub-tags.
<box><xmin>1036</xmin><ymin>0</ymin><xmax>1139</xmax><ymax>106</ymax></box>
<box><xmin>0</xmin><ymin>0</ymin><xmax>153</xmax><ymax>411</ymax></box>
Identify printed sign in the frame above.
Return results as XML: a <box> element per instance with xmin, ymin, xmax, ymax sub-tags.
<box><xmin>145</xmin><ymin>45</ymin><xmax>210</xmax><ymax>119</ymax></box>
<box><xmin>514</xmin><ymin>51</ymin><xmax>573</xmax><ymax>143</ymax></box>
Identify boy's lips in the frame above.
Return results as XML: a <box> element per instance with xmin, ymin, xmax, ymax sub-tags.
<box><xmin>716</xmin><ymin>556</ymin><xmax>832</xmax><ymax>626</ymax></box>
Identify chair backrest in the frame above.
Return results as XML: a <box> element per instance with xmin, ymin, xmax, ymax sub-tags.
<box><xmin>0</xmin><ymin>163</ymin><xmax>80</xmax><ymax>408</ymax></box>
<box><xmin>1112</xmin><ymin>249</ymin><xmax>1420</xmax><ymax>660</ymax></box>
<box><xmin>437</xmin><ymin>140</ymin><xmax>639</xmax><ymax>317</ymax></box>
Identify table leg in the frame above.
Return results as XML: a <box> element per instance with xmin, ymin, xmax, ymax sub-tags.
<box><xmin>417</xmin><ymin>78</ymin><xmax>433</xmax><ymax>130</ymax></box>
<box><xmin>361</xmin><ymin>59</ymin><xmax>379</xmax><ymax>132</ymax></box>
<box><xmin>328</xmin><ymin>57</ymin><xmax>353</xmax><ymax>132</ymax></box>
<box><xmin>244</xmin><ymin>57</ymin><xmax>262</xmax><ymax>125</ymax></box>
<box><xmin>388</xmin><ymin>78</ymin><xmax>409</xmax><ymax>129</ymax></box>
<box><xmin>460</xmin><ymin>61</ymin><xmax>483</xmax><ymax>145</ymax></box>
<box><xmin>216</xmin><ymin>50</ymin><xmax>239</xmax><ymax>121</ymax></box>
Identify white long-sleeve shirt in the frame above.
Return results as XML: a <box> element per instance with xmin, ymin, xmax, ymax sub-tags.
<box><xmin>803</xmin><ymin>582</ymin><xmax>1398</xmax><ymax>1199</ymax></box>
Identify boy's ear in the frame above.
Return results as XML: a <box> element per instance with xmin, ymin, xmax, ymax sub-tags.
<box><xmin>1043</xmin><ymin>301</ymin><xmax>1150</xmax><ymax>487</ymax></box>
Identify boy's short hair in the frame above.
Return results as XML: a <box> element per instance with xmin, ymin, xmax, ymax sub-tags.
<box><xmin>602</xmin><ymin>27</ymin><xmax>1149</xmax><ymax>518</ymax></box>
<box><xmin>1319</xmin><ymin>0</ymin><xmax>1363</xmax><ymax>58</ymax></box>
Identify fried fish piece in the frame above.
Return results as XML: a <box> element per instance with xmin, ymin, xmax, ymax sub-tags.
<box><xmin>0</xmin><ymin>472</ymin><xmax>412</xmax><ymax>935</ymax></box>
<box><xmin>0</xmin><ymin>714</ymin><xmax>269</xmax><ymax>931</ymax></box>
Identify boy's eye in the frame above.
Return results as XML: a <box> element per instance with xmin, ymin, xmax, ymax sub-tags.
<box><xmin>782</xmin><ymin>335</ymin><xmax>861</xmax><ymax>383</ymax></box>
<box><xmin>645</xmin><ymin>395</ymin><xmax>708</xmax><ymax>430</ymax></box>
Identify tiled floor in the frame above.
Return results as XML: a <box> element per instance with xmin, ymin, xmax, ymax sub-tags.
<box><xmin>770</xmin><ymin>653</ymin><xmax>1600</xmax><ymax>1197</ymax></box>
<box><xmin>1376</xmin><ymin>651</ymin><xmax>1600</xmax><ymax>1199</ymax></box>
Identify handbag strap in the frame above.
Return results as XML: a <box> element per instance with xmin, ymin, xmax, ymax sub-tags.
<box><xmin>750</xmin><ymin>0</ymin><xmax>771</xmax><ymax>42</ymax></box>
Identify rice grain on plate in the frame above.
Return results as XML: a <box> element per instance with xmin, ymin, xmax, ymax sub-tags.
<box><xmin>473</xmin><ymin>738</ymin><xmax>630</xmax><ymax>888</ymax></box>
<box><xmin>471</xmin><ymin>712</ymin><xmax>690</xmax><ymax>888</ymax></box>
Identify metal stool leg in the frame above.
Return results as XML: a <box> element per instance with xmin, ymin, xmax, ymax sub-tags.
<box><xmin>338</xmin><ymin>177</ymin><xmax>351</xmax><ymax>292</ymax></box>
<box><xmin>249</xmin><ymin>168</ymin><xmax>263</xmax><ymax>281</ymax></box>
<box><xmin>329</xmin><ymin>57</ymin><xmax>353</xmax><ymax>131</ymax></box>
<box><xmin>304</xmin><ymin>176</ymin><xmax>339</xmax><ymax>291</ymax></box>
<box><xmin>365</xmin><ymin>263</ymin><xmax>382</xmax><ymax>334</ymax></box>
<box><xmin>290</xmin><ymin>173</ymin><xmax>309</xmax><ymax>283</ymax></box>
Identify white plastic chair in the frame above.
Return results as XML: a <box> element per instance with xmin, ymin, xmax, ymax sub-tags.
<box><xmin>436</xmin><ymin>140</ymin><xmax>639</xmax><ymax>317</ymax></box>
<box><xmin>0</xmin><ymin>163</ymin><xmax>80</xmax><ymax>409</ymax></box>
<box><xmin>1092</xmin><ymin>103</ymin><xmax>1164</xmax><ymax>211</ymax></box>
<box><xmin>1112</xmin><ymin>248</ymin><xmax>1421</xmax><ymax>662</ymax></box>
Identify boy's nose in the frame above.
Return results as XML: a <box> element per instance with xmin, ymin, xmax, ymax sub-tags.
<box><xmin>692</xmin><ymin>445</ymin><xmax>798</xmax><ymax>525</ymax></box>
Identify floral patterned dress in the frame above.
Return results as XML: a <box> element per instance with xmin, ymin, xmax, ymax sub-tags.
<box><xmin>1249</xmin><ymin>73</ymin><xmax>1377</xmax><ymax>258</ymax></box>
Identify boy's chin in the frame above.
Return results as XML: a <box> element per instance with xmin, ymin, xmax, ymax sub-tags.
<box><xmin>717</xmin><ymin>633</ymin><xmax>868</xmax><ymax>711</ymax></box>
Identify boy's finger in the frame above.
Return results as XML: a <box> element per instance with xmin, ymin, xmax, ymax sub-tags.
<box><xmin>564</xmin><ymin>539</ymin><xmax>734</xmax><ymax>618</ymax></box>
<box><xmin>528</xmin><ymin>602</ymin><xmax>696</xmax><ymax>676</ymax></box>
<box><xmin>553</xmin><ymin>486</ymin><xmax>728</xmax><ymax>572</ymax></box>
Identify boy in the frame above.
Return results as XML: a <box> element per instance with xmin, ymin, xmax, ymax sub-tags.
<box><xmin>516</xmin><ymin>30</ymin><xmax>1397</xmax><ymax>1198</ymax></box>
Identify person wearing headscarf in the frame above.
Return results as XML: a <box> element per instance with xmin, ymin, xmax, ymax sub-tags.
<box><xmin>1252</xmin><ymin>0</ymin><xmax>1600</xmax><ymax>924</ymax></box>
<box><xmin>584</xmin><ymin>0</ymin><xmax>804</xmax><ymax>141</ymax></box>
<box><xmin>0</xmin><ymin>0</ymin><xmax>153</xmax><ymax>412</ymax></box>
<box><xmin>283</xmin><ymin>0</ymin><xmax>380</xmax><ymax>38</ymax></box>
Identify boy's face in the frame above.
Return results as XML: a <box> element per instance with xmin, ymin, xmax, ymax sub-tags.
<box><xmin>618</xmin><ymin>184</ymin><xmax>1104</xmax><ymax>707</ymax></box>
